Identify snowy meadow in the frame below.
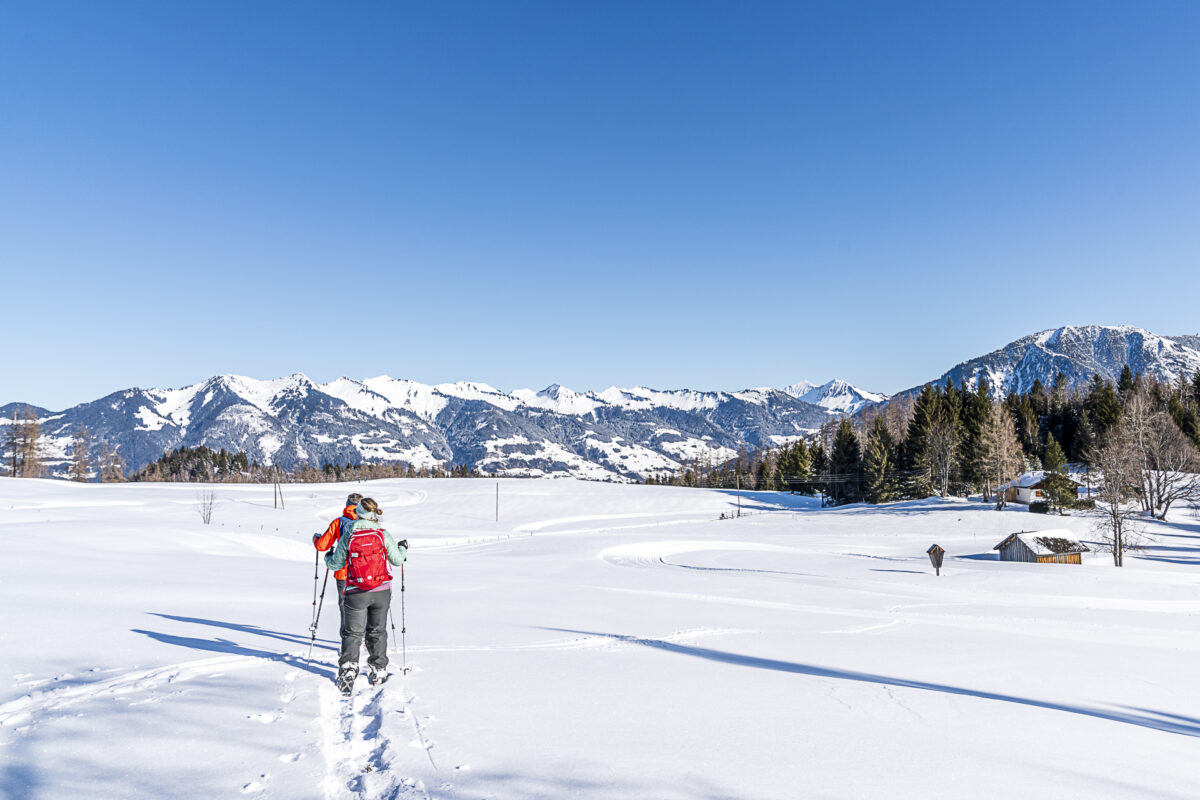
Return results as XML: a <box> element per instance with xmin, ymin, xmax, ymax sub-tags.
<box><xmin>2</xmin><ymin>478</ymin><xmax>1198</xmax><ymax>799</ymax></box>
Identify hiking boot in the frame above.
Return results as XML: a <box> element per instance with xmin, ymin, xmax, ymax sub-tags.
<box><xmin>336</xmin><ymin>664</ymin><xmax>359</xmax><ymax>695</ymax></box>
<box><xmin>367</xmin><ymin>667</ymin><xmax>389</xmax><ymax>687</ymax></box>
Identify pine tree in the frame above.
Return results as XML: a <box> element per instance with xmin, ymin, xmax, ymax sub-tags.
<box><xmin>1118</xmin><ymin>365</ymin><xmax>1136</xmax><ymax>396</ymax></box>
<box><xmin>862</xmin><ymin>415</ymin><xmax>898</xmax><ymax>504</ymax></box>
<box><xmin>1085</xmin><ymin>376</ymin><xmax>1122</xmax><ymax>441</ymax></box>
<box><xmin>957</xmin><ymin>380</ymin><xmax>990</xmax><ymax>496</ymax></box>
<box><xmin>1042</xmin><ymin>435</ymin><xmax>1076</xmax><ymax>514</ymax></box>
<box><xmin>902</xmin><ymin>384</ymin><xmax>938</xmax><ymax>498</ymax></box>
<box><xmin>829</xmin><ymin>418</ymin><xmax>863</xmax><ymax>504</ymax></box>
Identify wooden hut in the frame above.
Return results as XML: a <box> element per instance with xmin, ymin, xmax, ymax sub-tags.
<box><xmin>999</xmin><ymin>471</ymin><xmax>1086</xmax><ymax>505</ymax></box>
<box><xmin>993</xmin><ymin>530</ymin><xmax>1089</xmax><ymax>564</ymax></box>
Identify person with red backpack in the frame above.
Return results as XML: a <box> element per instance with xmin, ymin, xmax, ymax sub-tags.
<box><xmin>313</xmin><ymin>492</ymin><xmax>361</xmax><ymax>607</ymax></box>
<box><xmin>325</xmin><ymin>497</ymin><xmax>407</xmax><ymax>693</ymax></box>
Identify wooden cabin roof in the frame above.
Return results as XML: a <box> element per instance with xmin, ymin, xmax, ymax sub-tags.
<box><xmin>993</xmin><ymin>530</ymin><xmax>1090</xmax><ymax>556</ymax></box>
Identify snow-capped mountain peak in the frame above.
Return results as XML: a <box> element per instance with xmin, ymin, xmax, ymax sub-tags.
<box><xmin>782</xmin><ymin>379</ymin><xmax>887</xmax><ymax>415</ymax></box>
<box><xmin>900</xmin><ymin>324</ymin><xmax>1200</xmax><ymax>400</ymax></box>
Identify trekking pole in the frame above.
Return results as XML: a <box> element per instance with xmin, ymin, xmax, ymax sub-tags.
<box><xmin>309</xmin><ymin>551</ymin><xmax>320</xmax><ymax>625</ymax></box>
<box><xmin>399</xmin><ymin>563</ymin><xmax>408</xmax><ymax>673</ymax></box>
<box><xmin>305</xmin><ymin>567</ymin><xmax>330</xmax><ymax>672</ymax></box>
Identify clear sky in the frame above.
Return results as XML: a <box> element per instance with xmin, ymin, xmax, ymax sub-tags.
<box><xmin>2</xmin><ymin>1</ymin><xmax>1198</xmax><ymax>410</ymax></box>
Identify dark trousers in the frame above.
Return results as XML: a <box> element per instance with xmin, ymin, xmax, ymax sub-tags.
<box><xmin>339</xmin><ymin>589</ymin><xmax>391</xmax><ymax>669</ymax></box>
<box><xmin>336</xmin><ymin>579</ymin><xmax>345</xmax><ymax>613</ymax></box>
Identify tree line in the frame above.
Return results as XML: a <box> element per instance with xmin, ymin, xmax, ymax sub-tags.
<box><xmin>648</xmin><ymin>367</ymin><xmax>1200</xmax><ymax>548</ymax></box>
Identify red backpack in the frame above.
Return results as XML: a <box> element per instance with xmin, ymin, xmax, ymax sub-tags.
<box><xmin>345</xmin><ymin>528</ymin><xmax>392</xmax><ymax>592</ymax></box>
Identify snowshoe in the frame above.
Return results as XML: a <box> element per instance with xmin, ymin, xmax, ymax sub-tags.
<box><xmin>336</xmin><ymin>664</ymin><xmax>359</xmax><ymax>695</ymax></box>
<box><xmin>368</xmin><ymin>667</ymin><xmax>389</xmax><ymax>687</ymax></box>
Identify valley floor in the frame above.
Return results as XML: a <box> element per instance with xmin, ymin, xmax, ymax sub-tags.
<box><xmin>2</xmin><ymin>478</ymin><xmax>1198</xmax><ymax>799</ymax></box>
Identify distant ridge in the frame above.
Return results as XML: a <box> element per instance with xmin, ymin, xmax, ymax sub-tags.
<box><xmin>888</xmin><ymin>325</ymin><xmax>1200</xmax><ymax>404</ymax></box>
<box><xmin>5</xmin><ymin>325</ymin><xmax>1198</xmax><ymax>480</ymax></box>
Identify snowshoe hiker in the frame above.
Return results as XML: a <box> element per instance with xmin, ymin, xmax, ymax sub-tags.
<box><xmin>325</xmin><ymin>497</ymin><xmax>408</xmax><ymax>694</ymax></box>
<box><xmin>314</xmin><ymin>493</ymin><xmax>361</xmax><ymax>608</ymax></box>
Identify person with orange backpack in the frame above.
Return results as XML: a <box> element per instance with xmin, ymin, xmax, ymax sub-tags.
<box><xmin>325</xmin><ymin>497</ymin><xmax>408</xmax><ymax>693</ymax></box>
<box><xmin>313</xmin><ymin>492</ymin><xmax>362</xmax><ymax>607</ymax></box>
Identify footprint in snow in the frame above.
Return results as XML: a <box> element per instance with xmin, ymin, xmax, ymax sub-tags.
<box><xmin>278</xmin><ymin>752</ymin><xmax>301</xmax><ymax>763</ymax></box>
<box><xmin>239</xmin><ymin>773</ymin><xmax>269</xmax><ymax>793</ymax></box>
<box><xmin>248</xmin><ymin>710</ymin><xmax>282</xmax><ymax>724</ymax></box>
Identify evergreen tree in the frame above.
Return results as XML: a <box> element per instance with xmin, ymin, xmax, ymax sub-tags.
<box><xmin>829</xmin><ymin>418</ymin><xmax>863</xmax><ymax>504</ymax></box>
<box><xmin>1085</xmin><ymin>376</ymin><xmax>1122</xmax><ymax>441</ymax></box>
<box><xmin>862</xmin><ymin>415</ymin><xmax>898</xmax><ymax>504</ymax></box>
<box><xmin>957</xmin><ymin>380</ymin><xmax>990</xmax><ymax>495</ymax></box>
<box><xmin>902</xmin><ymin>384</ymin><xmax>938</xmax><ymax>498</ymax></box>
<box><xmin>810</xmin><ymin>442</ymin><xmax>829</xmax><ymax>500</ymax></box>
<box><xmin>1118</xmin><ymin>365</ymin><xmax>1136</xmax><ymax>396</ymax></box>
<box><xmin>1041</xmin><ymin>435</ymin><xmax>1076</xmax><ymax>514</ymax></box>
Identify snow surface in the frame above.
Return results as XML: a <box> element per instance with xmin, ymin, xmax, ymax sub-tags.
<box><xmin>3</xmin><ymin>479</ymin><xmax>1200</xmax><ymax>799</ymax></box>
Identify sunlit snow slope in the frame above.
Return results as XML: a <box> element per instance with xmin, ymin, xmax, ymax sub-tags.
<box><xmin>3</xmin><ymin>478</ymin><xmax>1199</xmax><ymax>799</ymax></box>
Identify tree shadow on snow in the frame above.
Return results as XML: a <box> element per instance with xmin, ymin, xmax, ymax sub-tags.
<box><xmin>535</xmin><ymin>627</ymin><xmax>1200</xmax><ymax>739</ymax></box>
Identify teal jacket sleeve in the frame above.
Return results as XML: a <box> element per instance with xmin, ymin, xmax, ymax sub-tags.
<box><xmin>384</xmin><ymin>531</ymin><xmax>407</xmax><ymax>566</ymax></box>
<box><xmin>325</xmin><ymin>533</ymin><xmax>349</xmax><ymax>571</ymax></box>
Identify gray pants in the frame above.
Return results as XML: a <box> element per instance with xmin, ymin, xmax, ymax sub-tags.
<box><xmin>339</xmin><ymin>589</ymin><xmax>391</xmax><ymax>669</ymax></box>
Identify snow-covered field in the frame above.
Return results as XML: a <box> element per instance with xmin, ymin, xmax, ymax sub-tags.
<box><xmin>3</xmin><ymin>478</ymin><xmax>1199</xmax><ymax>799</ymax></box>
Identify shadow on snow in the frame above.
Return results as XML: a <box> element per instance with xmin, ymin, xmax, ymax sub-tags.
<box><xmin>132</xmin><ymin>614</ymin><xmax>338</xmax><ymax>679</ymax></box>
<box><xmin>535</xmin><ymin>627</ymin><xmax>1200</xmax><ymax>739</ymax></box>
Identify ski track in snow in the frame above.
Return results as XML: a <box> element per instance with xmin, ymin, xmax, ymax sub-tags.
<box><xmin>0</xmin><ymin>655</ymin><xmax>260</xmax><ymax>728</ymax></box>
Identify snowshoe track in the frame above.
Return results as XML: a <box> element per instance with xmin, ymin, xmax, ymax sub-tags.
<box><xmin>318</xmin><ymin>666</ymin><xmax>442</xmax><ymax>800</ymax></box>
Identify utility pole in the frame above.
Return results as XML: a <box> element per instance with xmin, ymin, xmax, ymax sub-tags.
<box><xmin>273</xmin><ymin>465</ymin><xmax>285</xmax><ymax>510</ymax></box>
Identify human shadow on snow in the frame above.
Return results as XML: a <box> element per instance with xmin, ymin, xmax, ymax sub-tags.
<box><xmin>536</xmin><ymin>627</ymin><xmax>1200</xmax><ymax>739</ymax></box>
<box><xmin>148</xmin><ymin>613</ymin><xmax>338</xmax><ymax>650</ymax></box>
<box><xmin>132</xmin><ymin>615</ymin><xmax>337</xmax><ymax>679</ymax></box>
<box><xmin>131</xmin><ymin>630</ymin><xmax>336</xmax><ymax>679</ymax></box>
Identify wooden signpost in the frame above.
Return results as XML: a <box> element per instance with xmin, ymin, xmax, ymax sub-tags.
<box><xmin>927</xmin><ymin>544</ymin><xmax>945</xmax><ymax>576</ymax></box>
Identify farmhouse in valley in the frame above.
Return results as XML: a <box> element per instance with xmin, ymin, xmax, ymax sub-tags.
<box><xmin>993</xmin><ymin>530</ymin><xmax>1090</xmax><ymax>564</ymax></box>
<box><xmin>999</xmin><ymin>470</ymin><xmax>1093</xmax><ymax>505</ymax></box>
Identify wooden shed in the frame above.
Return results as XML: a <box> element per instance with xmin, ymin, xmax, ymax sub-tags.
<box><xmin>993</xmin><ymin>530</ymin><xmax>1089</xmax><ymax>564</ymax></box>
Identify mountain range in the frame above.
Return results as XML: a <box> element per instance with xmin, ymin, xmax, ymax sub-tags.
<box><xmin>5</xmin><ymin>325</ymin><xmax>1199</xmax><ymax>481</ymax></box>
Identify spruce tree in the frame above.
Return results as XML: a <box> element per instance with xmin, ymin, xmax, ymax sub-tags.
<box><xmin>902</xmin><ymin>384</ymin><xmax>938</xmax><ymax>498</ymax></box>
<box><xmin>829</xmin><ymin>418</ymin><xmax>863</xmax><ymax>504</ymax></box>
<box><xmin>862</xmin><ymin>415</ymin><xmax>898</xmax><ymax>504</ymax></box>
<box><xmin>1118</xmin><ymin>365</ymin><xmax>1136</xmax><ymax>396</ymax></box>
<box><xmin>1041</xmin><ymin>435</ymin><xmax>1076</xmax><ymax>514</ymax></box>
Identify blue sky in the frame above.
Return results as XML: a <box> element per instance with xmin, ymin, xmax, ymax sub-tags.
<box><xmin>2</xmin><ymin>1</ymin><xmax>1198</xmax><ymax>409</ymax></box>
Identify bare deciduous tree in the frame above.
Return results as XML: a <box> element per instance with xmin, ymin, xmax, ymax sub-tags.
<box><xmin>980</xmin><ymin>401</ymin><xmax>1022</xmax><ymax>503</ymax></box>
<box><xmin>3</xmin><ymin>407</ymin><xmax>44</xmax><ymax>478</ymax></box>
<box><xmin>99</xmin><ymin>443</ymin><xmax>127</xmax><ymax>483</ymax></box>
<box><xmin>1140</xmin><ymin>410</ymin><xmax>1200</xmax><ymax>519</ymax></box>
<box><xmin>196</xmin><ymin>489</ymin><xmax>217</xmax><ymax>525</ymax></box>
<box><xmin>928</xmin><ymin>417</ymin><xmax>957</xmax><ymax>498</ymax></box>
<box><xmin>70</xmin><ymin>425</ymin><xmax>93</xmax><ymax>483</ymax></box>
<box><xmin>1090</xmin><ymin>421</ymin><xmax>1145</xmax><ymax>567</ymax></box>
